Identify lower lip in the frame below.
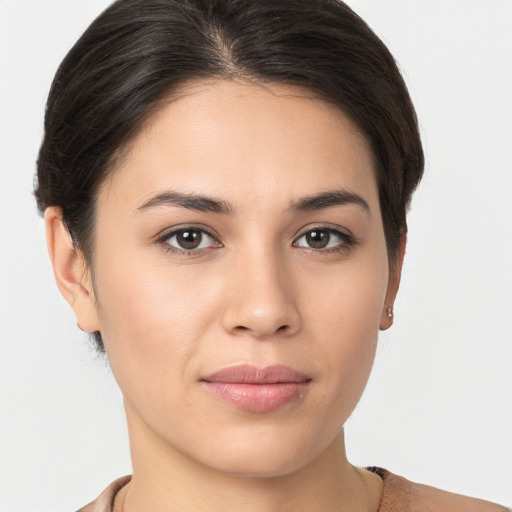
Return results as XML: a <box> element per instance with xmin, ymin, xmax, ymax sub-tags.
<box><xmin>201</xmin><ymin>381</ymin><xmax>310</xmax><ymax>413</ymax></box>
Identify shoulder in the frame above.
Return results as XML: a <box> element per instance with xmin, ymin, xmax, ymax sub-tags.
<box><xmin>75</xmin><ymin>471</ymin><xmax>509</xmax><ymax>512</ymax></box>
<box><xmin>369</xmin><ymin>467</ymin><xmax>510</xmax><ymax>512</ymax></box>
<box><xmin>76</xmin><ymin>476</ymin><xmax>131</xmax><ymax>512</ymax></box>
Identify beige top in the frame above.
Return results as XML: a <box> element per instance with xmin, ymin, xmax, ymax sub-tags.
<box><xmin>77</xmin><ymin>468</ymin><xmax>510</xmax><ymax>512</ymax></box>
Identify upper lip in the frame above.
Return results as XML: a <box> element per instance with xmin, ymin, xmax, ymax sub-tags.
<box><xmin>201</xmin><ymin>364</ymin><xmax>311</xmax><ymax>384</ymax></box>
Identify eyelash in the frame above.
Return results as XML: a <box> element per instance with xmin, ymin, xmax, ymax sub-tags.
<box><xmin>156</xmin><ymin>225</ymin><xmax>222</xmax><ymax>256</ymax></box>
<box><xmin>293</xmin><ymin>225</ymin><xmax>358</xmax><ymax>254</ymax></box>
<box><xmin>156</xmin><ymin>224</ymin><xmax>358</xmax><ymax>256</ymax></box>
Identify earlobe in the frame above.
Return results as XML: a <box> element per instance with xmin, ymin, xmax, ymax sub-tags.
<box><xmin>44</xmin><ymin>207</ymin><xmax>100</xmax><ymax>333</ymax></box>
<box><xmin>379</xmin><ymin>233</ymin><xmax>407</xmax><ymax>331</ymax></box>
<box><xmin>379</xmin><ymin>305</ymin><xmax>394</xmax><ymax>331</ymax></box>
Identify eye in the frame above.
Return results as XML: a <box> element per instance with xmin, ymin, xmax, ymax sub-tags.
<box><xmin>293</xmin><ymin>227</ymin><xmax>353</xmax><ymax>250</ymax></box>
<box><xmin>159</xmin><ymin>227</ymin><xmax>220</xmax><ymax>252</ymax></box>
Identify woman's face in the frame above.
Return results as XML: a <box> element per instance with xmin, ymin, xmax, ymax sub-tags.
<box><xmin>77</xmin><ymin>80</ymin><xmax>398</xmax><ymax>476</ymax></box>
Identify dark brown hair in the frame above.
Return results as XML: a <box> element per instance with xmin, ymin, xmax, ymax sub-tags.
<box><xmin>35</xmin><ymin>0</ymin><xmax>424</xmax><ymax>351</ymax></box>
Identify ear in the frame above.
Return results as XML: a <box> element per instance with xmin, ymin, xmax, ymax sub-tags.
<box><xmin>44</xmin><ymin>207</ymin><xmax>100</xmax><ymax>333</ymax></box>
<box><xmin>379</xmin><ymin>233</ymin><xmax>406</xmax><ymax>330</ymax></box>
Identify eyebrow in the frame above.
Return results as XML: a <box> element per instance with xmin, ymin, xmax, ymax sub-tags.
<box><xmin>136</xmin><ymin>191</ymin><xmax>234</xmax><ymax>215</ymax></box>
<box><xmin>136</xmin><ymin>188</ymin><xmax>370</xmax><ymax>216</ymax></box>
<box><xmin>289</xmin><ymin>190</ymin><xmax>370</xmax><ymax>214</ymax></box>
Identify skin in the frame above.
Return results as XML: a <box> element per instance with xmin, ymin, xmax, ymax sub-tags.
<box><xmin>46</xmin><ymin>80</ymin><xmax>404</xmax><ymax>512</ymax></box>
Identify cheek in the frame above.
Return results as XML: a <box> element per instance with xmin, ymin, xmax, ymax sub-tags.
<box><xmin>92</xmin><ymin>256</ymin><xmax>220</xmax><ymax>407</ymax></box>
<box><xmin>303</xmin><ymin>250</ymin><xmax>388</xmax><ymax>411</ymax></box>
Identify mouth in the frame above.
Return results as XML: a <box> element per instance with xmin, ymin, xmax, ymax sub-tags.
<box><xmin>200</xmin><ymin>364</ymin><xmax>312</xmax><ymax>413</ymax></box>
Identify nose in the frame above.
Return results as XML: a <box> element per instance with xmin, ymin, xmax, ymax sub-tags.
<box><xmin>221</xmin><ymin>248</ymin><xmax>302</xmax><ymax>339</ymax></box>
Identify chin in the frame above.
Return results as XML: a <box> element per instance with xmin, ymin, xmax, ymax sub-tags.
<box><xmin>211</xmin><ymin>452</ymin><xmax>312</xmax><ymax>479</ymax></box>
<box><xmin>194</xmin><ymin>424</ymin><xmax>337</xmax><ymax>479</ymax></box>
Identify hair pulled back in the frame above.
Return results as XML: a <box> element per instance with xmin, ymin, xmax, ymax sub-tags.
<box><xmin>35</xmin><ymin>0</ymin><xmax>424</xmax><ymax>352</ymax></box>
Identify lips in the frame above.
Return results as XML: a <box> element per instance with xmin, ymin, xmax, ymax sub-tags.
<box><xmin>201</xmin><ymin>364</ymin><xmax>311</xmax><ymax>413</ymax></box>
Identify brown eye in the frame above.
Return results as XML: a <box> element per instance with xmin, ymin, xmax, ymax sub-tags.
<box><xmin>306</xmin><ymin>230</ymin><xmax>330</xmax><ymax>249</ymax></box>
<box><xmin>294</xmin><ymin>227</ymin><xmax>353</xmax><ymax>251</ymax></box>
<box><xmin>176</xmin><ymin>229</ymin><xmax>202</xmax><ymax>249</ymax></box>
<box><xmin>162</xmin><ymin>228</ymin><xmax>218</xmax><ymax>252</ymax></box>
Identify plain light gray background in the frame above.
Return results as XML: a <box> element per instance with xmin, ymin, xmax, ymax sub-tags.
<box><xmin>1</xmin><ymin>1</ymin><xmax>511</xmax><ymax>510</ymax></box>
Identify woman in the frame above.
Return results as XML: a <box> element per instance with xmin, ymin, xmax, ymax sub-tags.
<box><xmin>13</xmin><ymin>0</ymin><xmax>510</xmax><ymax>510</ymax></box>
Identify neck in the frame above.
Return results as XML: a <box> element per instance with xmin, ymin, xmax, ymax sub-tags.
<box><xmin>120</xmin><ymin>404</ymin><xmax>382</xmax><ymax>512</ymax></box>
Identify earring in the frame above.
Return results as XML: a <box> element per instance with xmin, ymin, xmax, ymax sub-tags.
<box><xmin>386</xmin><ymin>306</ymin><xmax>393</xmax><ymax>318</ymax></box>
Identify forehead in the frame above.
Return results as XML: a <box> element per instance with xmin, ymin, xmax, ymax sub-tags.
<box><xmin>99</xmin><ymin>80</ymin><xmax>378</xmax><ymax>213</ymax></box>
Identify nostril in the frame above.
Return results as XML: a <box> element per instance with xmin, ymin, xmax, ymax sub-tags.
<box><xmin>232</xmin><ymin>324</ymin><xmax>289</xmax><ymax>336</ymax></box>
<box><xmin>222</xmin><ymin>302</ymin><xmax>301</xmax><ymax>338</ymax></box>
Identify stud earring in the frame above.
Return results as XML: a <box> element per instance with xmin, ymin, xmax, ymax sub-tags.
<box><xmin>386</xmin><ymin>306</ymin><xmax>393</xmax><ymax>318</ymax></box>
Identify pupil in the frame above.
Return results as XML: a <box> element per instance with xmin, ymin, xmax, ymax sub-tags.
<box><xmin>177</xmin><ymin>230</ymin><xmax>202</xmax><ymax>249</ymax></box>
<box><xmin>306</xmin><ymin>230</ymin><xmax>329</xmax><ymax>249</ymax></box>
